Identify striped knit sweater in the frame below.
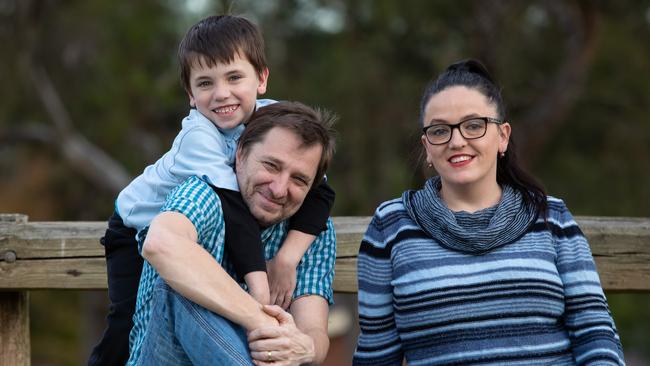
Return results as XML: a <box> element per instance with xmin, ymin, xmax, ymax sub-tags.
<box><xmin>353</xmin><ymin>193</ymin><xmax>625</xmax><ymax>365</ymax></box>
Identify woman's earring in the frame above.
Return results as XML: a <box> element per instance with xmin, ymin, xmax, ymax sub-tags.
<box><xmin>427</xmin><ymin>163</ymin><xmax>433</xmax><ymax>168</ymax></box>
<box><xmin>499</xmin><ymin>151</ymin><xmax>505</xmax><ymax>158</ymax></box>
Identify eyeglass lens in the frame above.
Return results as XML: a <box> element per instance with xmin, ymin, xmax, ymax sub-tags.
<box><xmin>425</xmin><ymin>118</ymin><xmax>487</xmax><ymax>144</ymax></box>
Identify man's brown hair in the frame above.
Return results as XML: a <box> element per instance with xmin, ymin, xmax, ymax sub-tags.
<box><xmin>238</xmin><ymin>101</ymin><xmax>337</xmax><ymax>188</ymax></box>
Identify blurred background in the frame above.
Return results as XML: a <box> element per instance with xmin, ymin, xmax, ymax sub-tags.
<box><xmin>1</xmin><ymin>0</ymin><xmax>649</xmax><ymax>364</ymax></box>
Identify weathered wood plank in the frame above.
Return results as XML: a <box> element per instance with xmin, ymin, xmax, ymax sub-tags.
<box><xmin>0</xmin><ymin>221</ymin><xmax>105</xmax><ymax>258</ymax></box>
<box><xmin>0</xmin><ymin>292</ymin><xmax>30</xmax><ymax>366</ymax></box>
<box><xmin>333</xmin><ymin>258</ymin><xmax>358</xmax><ymax>293</ymax></box>
<box><xmin>580</xmin><ymin>216</ymin><xmax>650</xmax><ymax>291</ymax></box>
<box><xmin>1</xmin><ymin>216</ymin><xmax>649</xmax><ymax>291</ymax></box>
<box><xmin>331</xmin><ymin>216</ymin><xmax>370</xmax><ymax>258</ymax></box>
<box><xmin>0</xmin><ymin>258</ymin><xmax>108</xmax><ymax>289</ymax></box>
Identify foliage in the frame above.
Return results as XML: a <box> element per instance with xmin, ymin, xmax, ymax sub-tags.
<box><xmin>1</xmin><ymin>0</ymin><xmax>649</xmax><ymax>364</ymax></box>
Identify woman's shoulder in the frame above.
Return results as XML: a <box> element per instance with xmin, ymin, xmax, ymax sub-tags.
<box><xmin>374</xmin><ymin>196</ymin><xmax>406</xmax><ymax>216</ymax></box>
<box><xmin>543</xmin><ymin>195</ymin><xmax>580</xmax><ymax>227</ymax></box>
<box><xmin>545</xmin><ymin>195</ymin><xmax>570</xmax><ymax>214</ymax></box>
<box><xmin>368</xmin><ymin>195</ymin><xmax>420</xmax><ymax>233</ymax></box>
<box><xmin>372</xmin><ymin>194</ymin><xmax>422</xmax><ymax>225</ymax></box>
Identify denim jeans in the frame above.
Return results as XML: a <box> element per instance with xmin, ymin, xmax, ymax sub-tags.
<box><xmin>139</xmin><ymin>279</ymin><xmax>254</xmax><ymax>366</ymax></box>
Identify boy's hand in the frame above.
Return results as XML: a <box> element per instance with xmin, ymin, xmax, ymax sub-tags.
<box><xmin>267</xmin><ymin>255</ymin><xmax>297</xmax><ymax>310</ymax></box>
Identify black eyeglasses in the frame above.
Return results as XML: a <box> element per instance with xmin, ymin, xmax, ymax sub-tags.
<box><xmin>422</xmin><ymin>117</ymin><xmax>504</xmax><ymax>145</ymax></box>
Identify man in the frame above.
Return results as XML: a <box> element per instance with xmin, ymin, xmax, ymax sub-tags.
<box><xmin>126</xmin><ymin>101</ymin><xmax>337</xmax><ymax>365</ymax></box>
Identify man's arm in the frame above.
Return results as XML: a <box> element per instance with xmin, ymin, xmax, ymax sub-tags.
<box><xmin>141</xmin><ymin>211</ymin><xmax>278</xmax><ymax>331</ymax></box>
<box><xmin>290</xmin><ymin>295</ymin><xmax>330</xmax><ymax>364</ymax></box>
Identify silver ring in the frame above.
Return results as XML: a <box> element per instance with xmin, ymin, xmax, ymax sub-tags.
<box><xmin>267</xmin><ymin>350</ymin><xmax>272</xmax><ymax>361</ymax></box>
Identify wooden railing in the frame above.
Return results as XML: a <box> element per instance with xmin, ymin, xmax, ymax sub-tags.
<box><xmin>1</xmin><ymin>213</ymin><xmax>650</xmax><ymax>365</ymax></box>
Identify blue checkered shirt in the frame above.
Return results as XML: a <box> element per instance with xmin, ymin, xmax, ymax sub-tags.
<box><xmin>127</xmin><ymin>176</ymin><xmax>336</xmax><ymax>364</ymax></box>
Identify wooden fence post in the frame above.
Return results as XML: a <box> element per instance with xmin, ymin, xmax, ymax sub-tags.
<box><xmin>0</xmin><ymin>214</ymin><xmax>30</xmax><ymax>366</ymax></box>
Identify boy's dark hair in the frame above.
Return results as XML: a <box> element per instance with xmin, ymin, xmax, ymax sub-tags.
<box><xmin>238</xmin><ymin>101</ymin><xmax>337</xmax><ymax>188</ymax></box>
<box><xmin>178</xmin><ymin>15</ymin><xmax>267</xmax><ymax>93</ymax></box>
<box><xmin>420</xmin><ymin>59</ymin><xmax>548</xmax><ymax>218</ymax></box>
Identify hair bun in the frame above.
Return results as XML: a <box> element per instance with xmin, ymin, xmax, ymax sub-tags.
<box><xmin>447</xmin><ymin>59</ymin><xmax>497</xmax><ymax>85</ymax></box>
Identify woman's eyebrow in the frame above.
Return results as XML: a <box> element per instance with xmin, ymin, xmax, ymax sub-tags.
<box><xmin>428</xmin><ymin>113</ymin><xmax>482</xmax><ymax>124</ymax></box>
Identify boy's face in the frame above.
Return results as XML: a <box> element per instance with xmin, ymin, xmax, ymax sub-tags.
<box><xmin>188</xmin><ymin>53</ymin><xmax>269</xmax><ymax>130</ymax></box>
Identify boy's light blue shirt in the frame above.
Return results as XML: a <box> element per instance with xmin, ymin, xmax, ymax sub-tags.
<box><xmin>116</xmin><ymin>99</ymin><xmax>276</xmax><ymax>233</ymax></box>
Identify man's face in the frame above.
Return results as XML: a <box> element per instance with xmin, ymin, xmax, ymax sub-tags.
<box><xmin>236</xmin><ymin>127</ymin><xmax>323</xmax><ymax>227</ymax></box>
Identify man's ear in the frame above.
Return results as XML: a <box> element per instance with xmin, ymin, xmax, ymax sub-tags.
<box><xmin>235</xmin><ymin>147</ymin><xmax>243</xmax><ymax>171</ymax></box>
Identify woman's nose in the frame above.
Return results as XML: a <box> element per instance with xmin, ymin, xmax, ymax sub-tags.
<box><xmin>447</xmin><ymin>127</ymin><xmax>467</xmax><ymax>148</ymax></box>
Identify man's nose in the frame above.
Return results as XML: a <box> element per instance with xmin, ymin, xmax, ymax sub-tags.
<box><xmin>268</xmin><ymin>174</ymin><xmax>289</xmax><ymax>198</ymax></box>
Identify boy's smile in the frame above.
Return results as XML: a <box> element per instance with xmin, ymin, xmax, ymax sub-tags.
<box><xmin>188</xmin><ymin>53</ymin><xmax>269</xmax><ymax>130</ymax></box>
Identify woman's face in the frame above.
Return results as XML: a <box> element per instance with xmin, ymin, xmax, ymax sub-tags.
<box><xmin>421</xmin><ymin>85</ymin><xmax>511</xmax><ymax>190</ymax></box>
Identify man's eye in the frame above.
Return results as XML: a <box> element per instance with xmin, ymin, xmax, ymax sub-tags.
<box><xmin>294</xmin><ymin>177</ymin><xmax>309</xmax><ymax>187</ymax></box>
<box><xmin>263</xmin><ymin>161</ymin><xmax>278</xmax><ymax>171</ymax></box>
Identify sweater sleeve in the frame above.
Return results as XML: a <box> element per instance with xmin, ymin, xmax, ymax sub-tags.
<box><xmin>353</xmin><ymin>210</ymin><xmax>404</xmax><ymax>366</ymax></box>
<box><xmin>551</xmin><ymin>198</ymin><xmax>625</xmax><ymax>365</ymax></box>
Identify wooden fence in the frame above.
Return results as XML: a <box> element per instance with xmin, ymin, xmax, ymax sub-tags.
<box><xmin>1</xmin><ymin>213</ymin><xmax>650</xmax><ymax>365</ymax></box>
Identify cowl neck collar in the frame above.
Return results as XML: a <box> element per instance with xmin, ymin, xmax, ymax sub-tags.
<box><xmin>402</xmin><ymin>176</ymin><xmax>538</xmax><ymax>254</ymax></box>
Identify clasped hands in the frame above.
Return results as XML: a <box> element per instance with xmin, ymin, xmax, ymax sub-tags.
<box><xmin>248</xmin><ymin>305</ymin><xmax>315</xmax><ymax>366</ymax></box>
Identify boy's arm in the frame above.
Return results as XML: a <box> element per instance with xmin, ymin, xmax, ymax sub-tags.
<box><xmin>287</xmin><ymin>179</ymin><xmax>335</xmax><ymax>235</ymax></box>
<box><xmin>269</xmin><ymin>180</ymin><xmax>335</xmax><ymax>308</ymax></box>
<box><xmin>215</xmin><ymin>187</ymin><xmax>269</xmax><ymax>305</ymax></box>
<box><xmin>268</xmin><ymin>230</ymin><xmax>315</xmax><ymax>309</ymax></box>
<box><xmin>171</xmin><ymin>125</ymin><xmax>241</xmax><ymax>191</ymax></box>
<box><xmin>249</xmin><ymin>220</ymin><xmax>336</xmax><ymax>365</ymax></box>
<box><xmin>141</xmin><ymin>211</ymin><xmax>278</xmax><ymax>331</ymax></box>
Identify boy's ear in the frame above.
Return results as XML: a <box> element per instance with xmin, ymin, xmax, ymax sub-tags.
<box><xmin>257</xmin><ymin>68</ymin><xmax>270</xmax><ymax>95</ymax></box>
<box><xmin>188</xmin><ymin>91</ymin><xmax>196</xmax><ymax>107</ymax></box>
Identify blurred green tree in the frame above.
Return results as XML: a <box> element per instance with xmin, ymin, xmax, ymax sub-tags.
<box><xmin>1</xmin><ymin>0</ymin><xmax>649</xmax><ymax>364</ymax></box>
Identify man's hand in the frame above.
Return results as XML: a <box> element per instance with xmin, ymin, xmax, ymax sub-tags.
<box><xmin>248</xmin><ymin>305</ymin><xmax>315</xmax><ymax>366</ymax></box>
<box><xmin>267</xmin><ymin>256</ymin><xmax>298</xmax><ymax>310</ymax></box>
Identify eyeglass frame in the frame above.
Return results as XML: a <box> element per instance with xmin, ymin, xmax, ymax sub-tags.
<box><xmin>422</xmin><ymin>116</ymin><xmax>505</xmax><ymax>145</ymax></box>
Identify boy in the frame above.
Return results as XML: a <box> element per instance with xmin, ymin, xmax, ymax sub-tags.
<box><xmin>87</xmin><ymin>15</ymin><xmax>334</xmax><ymax>366</ymax></box>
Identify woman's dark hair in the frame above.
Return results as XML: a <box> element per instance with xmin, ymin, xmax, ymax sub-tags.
<box><xmin>420</xmin><ymin>59</ymin><xmax>548</xmax><ymax>218</ymax></box>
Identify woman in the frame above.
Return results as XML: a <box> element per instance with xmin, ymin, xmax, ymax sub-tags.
<box><xmin>353</xmin><ymin>60</ymin><xmax>625</xmax><ymax>365</ymax></box>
